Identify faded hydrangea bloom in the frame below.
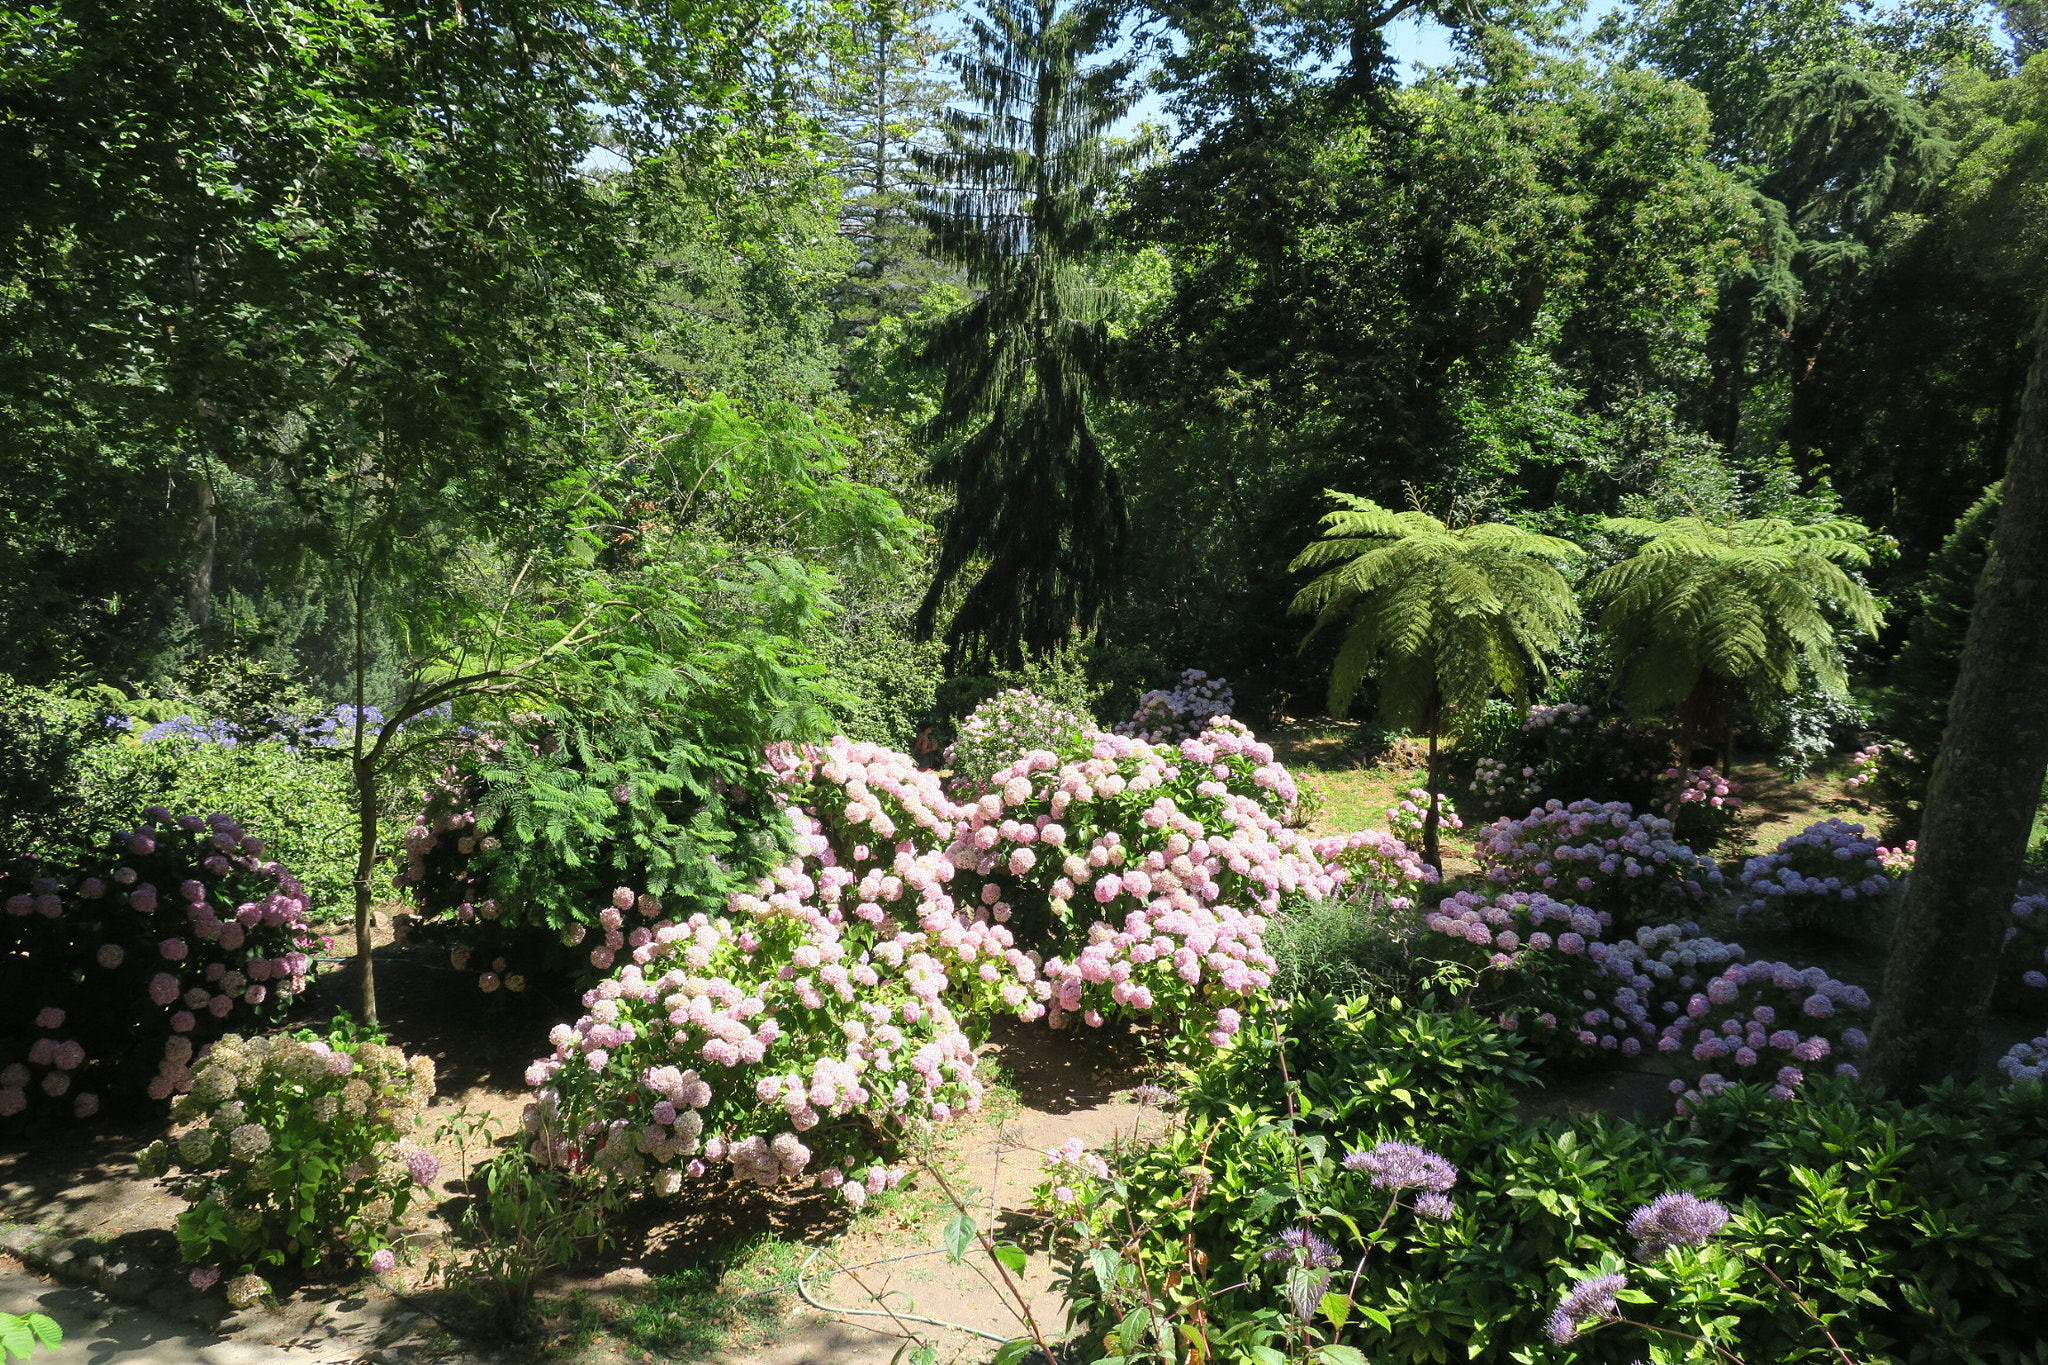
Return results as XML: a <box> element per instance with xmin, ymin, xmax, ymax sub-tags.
<box><xmin>224</xmin><ymin>1273</ymin><xmax>269</xmax><ymax>1309</ymax></box>
<box><xmin>1627</xmin><ymin>1192</ymin><xmax>1729</xmax><ymax>1258</ymax></box>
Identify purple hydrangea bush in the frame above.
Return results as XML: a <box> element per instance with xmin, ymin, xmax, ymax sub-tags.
<box><xmin>1735</xmin><ymin>818</ymin><xmax>1891</xmax><ymax>933</ymax></box>
<box><xmin>1476</xmin><ymin>799</ymin><xmax>1723</xmax><ymax>926</ymax></box>
<box><xmin>1662</xmin><ymin>961</ymin><xmax>1870</xmax><ymax>1111</ymax></box>
<box><xmin>1</xmin><ymin>809</ymin><xmax>317</xmax><ymax>1126</ymax></box>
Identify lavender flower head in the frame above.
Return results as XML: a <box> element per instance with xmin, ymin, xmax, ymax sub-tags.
<box><xmin>1545</xmin><ymin>1273</ymin><xmax>1627</xmax><ymax>1344</ymax></box>
<box><xmin>1262</xmin><ymin>1225</ymin><xmax>1341</xmax><ymax>1268</ymax></box>
<box><xmin>1414</xmin><ymin>1192</ymin><xmax>1456</xmax><ymax>1221</ymax></box>
<box><xmin>1342</xmin><ymin>1140</ymin><xmax>1457</xmax><ymax>1194</ymax></box>
<box><xmin>1627</xmin><ymin>1192</ymin><xmax>1730</xmax><ymax>1258</ymax></box>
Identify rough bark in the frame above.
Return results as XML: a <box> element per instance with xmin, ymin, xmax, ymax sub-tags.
<box><xmin>186</xmin><ymin>475</ymin><xmax>217</xmax><ymax>629</ymax></box>
<box><xmin>1866</xmin><ymin>299</ymin><xmax>2048</xmax><ymax>1094</ymax></box>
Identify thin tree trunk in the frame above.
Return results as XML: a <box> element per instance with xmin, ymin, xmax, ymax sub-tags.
<box><xmin>351</xmin><ymin>570</ymin><xmax>379</xmax><ymax>1023</ymax></box>
<box><xmin>1866</xmin><ymin>299</ymin><xmax>2048</xmax><ymax>1094</ymax></box>
<box><xmin>353</xmin><ymin>756</ymin><xmax>380</xmax><ymax>1024</ymax></box>
<box><xmin>187</xmin><ymin>474</ymin><xmax>217</xmax><ymax>629</ymax></box>
<box><xmin>1421</xmin><ymin>729</ymin><xmax>1442</xmax><ymax>873</ymax></box>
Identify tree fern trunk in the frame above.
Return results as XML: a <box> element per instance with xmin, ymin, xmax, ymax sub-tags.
<box><xmin>1866</xmin><ymin>300</ymin><xmax>2048</xmax><ymax>1094</ymax></box>
<box><xmin>1422</xmin><ymin>729</ymin><xmax>1442</xmax><ymax>872</ymax></box>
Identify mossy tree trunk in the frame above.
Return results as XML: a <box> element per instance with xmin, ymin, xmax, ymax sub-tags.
<box><xmin>1867</xmin><ymin>301</ymin><xmax>2048</xmax><ymax>1094</ymax></box>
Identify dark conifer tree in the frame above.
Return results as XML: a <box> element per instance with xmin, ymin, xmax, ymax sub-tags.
<box><xmin>910</xmin><ymin>0</ymin><xmax>1142</xmax><ymax>668</ymax></box>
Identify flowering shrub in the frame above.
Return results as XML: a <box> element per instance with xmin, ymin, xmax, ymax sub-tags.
<box><xmin>2000</xmin><ymin>891</ymin><xmax>2048</xmax><ymax>1001</ymax></box>
<box><xmin>523</xmin><ymin>885</ymin><xmax>981</xmax><ymax>1206</ymax></box>
<box><xmin>138</xmin><ymin>1024</ymin><xmax>437</xmax><ymax>1282</ymax></box>
<box><xmin>1112</xmin><ymin>670</ymin><xmax>1234</xmax><ymax>745</ymax></box>
<box><xmin>521</xmin><ymin>718</ymin><xmax>1355</xmax><ymax>1200</ymax></box>
<box><xmin>1840</xmin><ymin>740</ymin><xmax>1908</xmax><ymax>799</ymax></box>
<box><xmin>1659</xmin><ymin>960</ymin><xmax>1870</xmax><ymax>1111</ymax></box>
<box><xmin>945</xmin><ymin>688</ymin><xmax>1090</xmax><ymax>794</ymax></box>
<box><xmin>1422</xmin><ymin>891</ymin><xmax>1748</xmax><ymax>1068</ymax></box>
<box><xmin>396</xmin><ymin>710</ymin><xmax>790</xmax><ymax>994</ymax></box>
<box><xmin>1655</xmin><ymin>764</ymin><xmax>1743</xmax><ymax>847</ymax></box>
<box><xmin>0</xmin><ymin>809</ymin><xmax>317</xmax><ymax>1127</ymax></box>
<box><xmin>1734</xmin><ymin>818</ymin><xmax>1890</xmax><ymax>933</ymax></box>
<box><xmin>1384</xmin><ymin>787</ymin><xmax>1463</xmax><ymax>849</ymax></box>
<box><xmin>1875</xmin><ymin>840</ymin><xmax>1916</xmax><ymax>875</ymax></box>
<box><xmin>1310</xmin><ymin>828</ymin><xmax>1435</xmax><ymax>911</ymax></box>
<box><xmin>1476</xmin><ymin>799</ymin><xmax>1722</xmax><ymax>926</ymax></box>
<box><xmin>1998</xmin><ymin>1034</ymin><xmax>2048</xmax><ymax>1084</ymax></box>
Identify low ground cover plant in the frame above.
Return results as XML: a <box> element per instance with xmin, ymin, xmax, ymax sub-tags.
<box><xmin>0</xmin><ymin>809</ymin><xmax>317</xmax><ymax>1127</ymax></box>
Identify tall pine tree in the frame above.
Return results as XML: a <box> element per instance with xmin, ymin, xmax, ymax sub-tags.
<box><xmin>910</xmin><ymin>0</ymin><xmax>1141</xmax><ymax>668</ymax></box>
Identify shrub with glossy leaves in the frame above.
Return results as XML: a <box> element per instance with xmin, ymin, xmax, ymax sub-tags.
<box><xmin>1476</xmin><ymin>799</ymin><xmax>1722</xmax><ymax>925</ymax></box>
<box><xmin>140</xmin><ymin>1024</ymin><xmax>437</xmax><ymax>1282</ymax></box>
<box><xmin>1734</xmin><ymin>818</ymin><xmax>1890</xmax><ymax>933</ymax></box>
<box><xmin>1</xmin><ymin>810</ymin><xmax>317</xmax><ymax>1127</ymax></box>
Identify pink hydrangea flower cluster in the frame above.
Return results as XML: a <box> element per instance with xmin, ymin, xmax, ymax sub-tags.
<box><xmin>1735</xmin><ymin>818</ymin><xmax>1890</xmax><ymax>931</ymax></box>
<box><xmin>1842</xmin><ymin>741</ymin><xmax>1909</xmax><ymax>796</ymax></box>
<box><xmin>1477</xmin><ymin>799</ymin><xmax>1723</xmax><ymax>923</ymax></box>
<box><xmin>1469</xmin><ymin>755</ymin><xmax>1541</xmax><ymax>806</ymax></box>
<box><xmin>1</xmin><ymin>810</ymin><xmax>316</xmax><ymax>1125</ymax></box>
<box><xmin>1875</xmin><ymin>841</ymin><xmax>1916</xmax><ymax>875</ymax></box>
<box><xmin>1310</xmin><ymin>828</ymin><xmax>1435</xmax><ymax>910</ymax></box>
<box><xmin>1662</xmin><ymin>960</ymin><xmax>1870</xmax><ymax>1111</ymax></box>
<box><xmin>1113</xmin><ymin>670</ymin><xmax>1235</xmax><ymax>745</ymax></box>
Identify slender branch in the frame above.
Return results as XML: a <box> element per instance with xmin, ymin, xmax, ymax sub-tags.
<box><xmin>1741</xmin><ymin>1251</ymin><xmax>1859</xmax><ymax>1365</ymax></box>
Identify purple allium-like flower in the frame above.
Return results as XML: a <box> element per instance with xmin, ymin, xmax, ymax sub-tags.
<box><xmin>1262</xmin><ymin>1226</ymin><xmax>1341</xmax><ymax>1269</ymax></box>
<box><xmin>1627</xmin><ymin>1193</ymin><xmax>1730</xmax><ymax>1258</ymax></box>
<box><xmin>1414</xmin><ymin>1192</ymin><xmax>1455</xmax><ymax>1221</ymax></box>
<box><xmin>1545</xmin><ymin>1273</ymin><xmax>1627</xmax><ymax>1344</ymax></box>
<box><xmin>1342</xmin><ymin>1140</ymin><xmax>1457</xmax><ymax>1194</ymax></box>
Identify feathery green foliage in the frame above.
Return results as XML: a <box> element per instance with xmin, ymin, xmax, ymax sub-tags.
<box><xmin>1587</xmin><ymin>515</ymin><xmax>1883</xmax><ymax>724</ymax></box>
<box><xmin>1288</xmin><ymin>494</ymin><xmax>1584</xmax><ymax>727</ymax></box>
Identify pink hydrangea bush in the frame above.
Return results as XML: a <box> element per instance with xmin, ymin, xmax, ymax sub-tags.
<box><xmin>138</xmin><ymin>1026</ymin><xmax>436</xmax><ymax>1281</ymax></box>
<box><xmin>1386</xmin><ymin>788</ymin><xmax>1463</xmax><ymax>848</ymax></box>
<box><xmin>1113</xmin><ymin>670</ymin><xmax>1235</xmax><ymax>745</ymax></box>
<box><xmin>1476</xmin><ymin>800</ymin><xmax>1723</xmax><ymax>926</ymax></box>
<box><xmin>1461</xmin><ymin>703</ymin><xmax>1676</xmax><ymax>819</ymax></box>
<box><xmin>1655</xmin><ymin>765</ymin><xmax>1744</xmax><ymax>847</ymax></box>
<box><xmin>941</xmin><ymin>719</ymin><xmax>1321</xmax><ymax>1041</ymax></box>
<box><xmin>1661</xmin><ymin>961</ymin><xmax>1870</xmax><ymax>1113</ymax></box>
<box><xmin>1734</xmin><ymin>819</ymin><xmax>1891</xmax><ymax>933</ymax></box>
<box><xmin>0</xmin><ymin>809</ymin><xmax>316</xmax><ymax>1127</ymax></box>
<box><xmin>522</xmin><ymin>886</ymin><xmax>984</xmax><ymax>1205</ymax></box>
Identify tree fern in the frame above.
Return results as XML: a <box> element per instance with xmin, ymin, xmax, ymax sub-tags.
<box><xmin>1586</xmin><ymin>515</ymin><xmax>1883</xmax><ymax>750</ymax></box>
<box><xmin>1289</xmin><ymin>492</ymin><xmax>1582</xmax><ymax>866</ymax></box>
